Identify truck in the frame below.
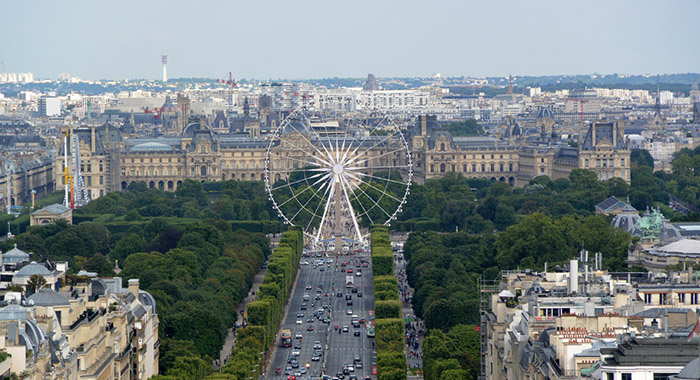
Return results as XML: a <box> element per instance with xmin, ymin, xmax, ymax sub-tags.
<box><xmin>346</xmin><ymin>275</ymin><xmax>354</xmax><ymax>288</ymax></box>
<box><xmin>281</xmin><ymin>329</ymin><xmax>292</xmax><ymax>347</ymax></box>
<box><xmin>366</xmin><ymin>321</ymin><xmax>375</xmax><ymax>338</ymax></box>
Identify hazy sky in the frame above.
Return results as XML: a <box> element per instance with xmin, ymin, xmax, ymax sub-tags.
<box><xmin>1</xmin><ymin>0</ymin><xmax>698</xmax><ymax>80</ymax></box>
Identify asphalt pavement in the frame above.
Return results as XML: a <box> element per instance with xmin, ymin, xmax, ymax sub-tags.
<box><xmin>264</xmin><ymin>252</ymin><xmax>376</xmax><ymax>380</ymax></box>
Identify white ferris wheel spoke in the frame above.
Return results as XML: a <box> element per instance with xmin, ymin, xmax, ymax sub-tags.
<box><xmin>353</xmin><ymin>171</ymin><xmax>407</xmax><ymax>187</ymax></box>
<box><xmin>346</xmin><ymin>175</ymin><xmax>394</xmax><ymax>220</ymax></box>
<box><xmin>344</xmin><ymin>171</ymin><xmax>403</xmax><ymax>204</ymax></box>
<box><xmin>281</xmin><ymin>116</ymin><xmax>329</xmax><ymax>160</ymax></box>
<box><xmin>289</xmin><ymin>178</ymin><xmax>330</xmax><ymax>223</ymax></box>
<box><xmin>306</xmin><ymin>177</ymin><xmax>334</xmax><ymax>233</ymax></box>
<box><xmin>339</xmin><ymin>175</ymin><xmax>365</xmax><ymax>244</ymax></box>
<box><xmin>314</xmin><ymin>178</ymin><xmax>337</xmax><ymax>245</ymax></box>
<box><xmin>270</xmin><ymin>171</ymin><xmax>326</xmax><ymax>191</ymax></box>
<box><xmin>343</xmin><ymin>175</ymin><xmax>375</xmax><ymax>226</ymax></box>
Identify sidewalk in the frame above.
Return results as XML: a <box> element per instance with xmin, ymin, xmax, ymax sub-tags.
<box><xmin>216</xmin><ymin>266</ymin><xmax>268</xmax><ymax>368</ymax></box>
<box><xmin>394</xmin><ymin>255</ymin><xmax>424</xmax><ymax>374</ymax></box>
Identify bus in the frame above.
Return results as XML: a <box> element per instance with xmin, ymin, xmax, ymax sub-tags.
<box><xmin>281</xmin><ymin>329</ymin><xmax>292</xmax><ymax>347</ymax></box>
<box><xmin>346</xmin><ymin>275</ymin><xmax>354</xmax><ymax>288</ymax></box>
<box><xmin>366</xmin><ymin>321</ymin><xmax>375</xmax><ymax>338</ymax></box>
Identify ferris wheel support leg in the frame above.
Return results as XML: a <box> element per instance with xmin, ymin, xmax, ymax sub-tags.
<box><xmin>333</xmin><ymin>178</ymin><xmax>343</xmax><ymax>255</ymax></box>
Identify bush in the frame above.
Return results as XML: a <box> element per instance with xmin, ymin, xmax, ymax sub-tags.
<box><xmin>375</xmin><ymin>300</ymin><xmax>402</xmax><ymax>319</ymax></box>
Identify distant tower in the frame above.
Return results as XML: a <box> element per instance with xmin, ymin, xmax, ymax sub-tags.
<box><xmin>507</xmin><ymin>74</ymin><xmax>513</xmax><ymax>95</ymax></box>
<box><xmin>162</xmin><ymin>50</ymin><xmax>168</xmax><ymax>83</ymax></box>
<box><xmin>655</xmin><ymin>76</ymin><xmax>661</xmax><ymax>116</ymax></box>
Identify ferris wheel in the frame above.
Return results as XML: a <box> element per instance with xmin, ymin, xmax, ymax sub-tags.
<box><xmin>264</xmin><ymin>107</ymin><xmax>412</xmax><ymax>250</ymax></box>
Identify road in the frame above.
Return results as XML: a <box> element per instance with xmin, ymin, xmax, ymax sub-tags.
<box><xmin>264</xmin><ymin>252</ymin><xmax>376</xmax><ymax>380</ymax></box>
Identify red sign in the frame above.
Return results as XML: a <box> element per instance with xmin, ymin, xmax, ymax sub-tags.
<box><xmin>475</xmin><ymin>326</ymin><xmax>481</xmax><ymax>332</ymax></box>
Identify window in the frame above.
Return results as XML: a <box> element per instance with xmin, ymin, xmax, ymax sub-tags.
<box><xmin>440</xmin><ymin>163</ymin><xmax>446</xmax><ymax>173</ymax></box>
<box><xmin>596</xmin><ymin>159</ymin><xmax>601</xmax><ymax>167</ymax></box>
<box><xmin>621</xmin><ymin>158</ymin><xmax>626</xmax><ymax>166</ymax></box>
<box><xmin>481</xmin><ymin>164</ymin><xmax>485</xmax><ymax>172</ymax></box>
<box><xmin>87</xmin><ymin>176</ymin><xmax>92</xmax><ymax>186</ymax></box>
<box><xmin>430</xmin><ymin>165</ymin><xmax>434</xmax><ymax>173</ymax></box>
<box><xmin>540</xmin><ymin>158</ymin><xmax>544</xmax><ymax>163</ymax></box>
<box><xmin>451</xmin><ymin>164</ymin><xmax>456</xmax><ymax>171</ymax></box>
<box><xmin>654</xmin><ymin>373</ymin><xmax>674</xmax><ymax>380</ymax></box>
<box><xmin>490</xmin><ymin>163</ymin><xmax>495</xmax><ymax>172</ymax></box>
<box><xmin>622</xmin><ymin>373</ymin><xmax>631</xmax><ymax>380</ymax></box>
<box><xmin>540</xmin><ymin>167</ymin><xmax>545</xmax><ymax>174</ymax></box>
<box><xmin>585</xmin><ymin>159</ymin><xmax>589</xmax><ymax>167</ymax></box>
<box><xmin>644</xmin><ymin>293</ymin><xmax>653</xmax><ymax>304</ymax></box>
<box><xmin>692</xmin><ymin>293</ymin><xmax>699</xmax><ymax>304</ymax></box>
<box><xmin>500</xmin><ymin>163</ymin><xmax>504</xmax><ymax>172</ymax></box>
<box><xmin>99</xmin><ymin>163</ymin><xmax>103</xmax><ymax>171</ymax></box>
<box><xmin>463</xmin><ymin>164</ymin><xmax>467</xmax><ymax>172</ymax></box>
<box><xmin>99</xmin><ymin>176</ymin><xmax>103</xmax><ymax>185</ymax></box>
<box><xmin>472</xmin><ymin>164</ymin><xmax>476</xmax><ymax>172</ymax></box>
<box><xmin>606</xmin><ymin>373</ymin><xmax>614</xmax><ymax>380</ymax></box>
<box><xmin>679</xmin><ymin>293</ymin><xmax>686</xmax><ymax>303</ymax></box>
<box><xmin>660</xmin><ymin>293</ymin><xmax>667</xmax><ymax>305</ymax></box>
<box><xmin>509</xmin><ymin>163</ymin><xmax>513</xmax><ymax>171</ymax></box>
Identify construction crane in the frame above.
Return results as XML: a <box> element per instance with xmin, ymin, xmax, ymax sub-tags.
<box><xmin>216</xmin><ymin>72</ymin><xmax>236</xmax><ymax>116</ymax></box>
<box><xmin>63</xmin><ymin>128</ymin><xmax>89</xmax><ymax>209</ymax></box>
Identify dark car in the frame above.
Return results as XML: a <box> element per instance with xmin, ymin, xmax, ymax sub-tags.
<box><xmin>357</xmin><ymin>292</ymin><xmax>363</xmax><ymax>298</ymax></box>
<box><xmin>353</xmin><ymin>330</ymin><xmax>360</xmax><ymax>336</ymax></box>
<box><xmin>351</xmin><ymin>287</ymin><xmax>358</xmax><ymax>293</ymax></box>
<box><xmin>301</xmin><ymin>303</ymin><xmax>307</xmax><ymax>310</ymax></box>
<box><xmin>337</xmin><ymin>292</ymin><xmax>343</xmax><ymax>297</ymax></box>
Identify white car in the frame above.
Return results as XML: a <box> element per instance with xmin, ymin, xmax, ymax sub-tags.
<box><xmin>296</xmin><ymin>319</ymin><xmax>303</xmax><ymax>325</ymax></box>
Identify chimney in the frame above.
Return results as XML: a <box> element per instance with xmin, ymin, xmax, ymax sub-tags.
<box><xmin>569</xmin><ymin>259</ymin><xmax>579</xmax><ymax>295</ymax></box>
<box><xmin>128</xmin><ymin>279</ymin><xmax>140</xmax><ymax>298</ymax></box>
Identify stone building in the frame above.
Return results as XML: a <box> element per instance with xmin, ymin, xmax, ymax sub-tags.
<box><xmin>54</xmin><ymin>112</ymin><xmax>631</xmax><ymax>200</ymax></box>
<box><xmin>0</xmin><ymin>275</ymin><xmax>158</xmax><ymax>380</ymax></box>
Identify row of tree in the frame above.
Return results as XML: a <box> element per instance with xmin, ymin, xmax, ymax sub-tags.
<box><xmin>151</xmin><ymin>228</ymin><xmax>302</xmax><ymax>380</ymax></box>
<box><xmin>371</xmin><ymin>225</ymin><xmax>407</xmax><ymax>380</ymax></box>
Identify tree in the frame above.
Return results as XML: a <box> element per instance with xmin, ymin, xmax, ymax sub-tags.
<box><xmin>26</xmin><ymin>275</ymin><xmax>48</xmax><ymax>294</ymax></box>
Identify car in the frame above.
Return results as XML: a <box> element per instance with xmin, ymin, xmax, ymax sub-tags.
<box><xmin>288</xmin><ymin>354</ymin><xmax>297</xmax><ymax>363</ymax></box>
<box><xmin>357</xmin><ymin>292</ymin><xmax>363</xmax><ymax>298</ymax></box>
<box><xmin>301</xmin><ymin>303</ymin><xmax>307</xmax><ymax>310</ymax></box>
<box><xmin>336</xmin><ymin>372</ymin><xmax>345</xmax><ymax>379</ymax></box>
<box><xmin>305</xmin><ymin>285</ymin><xmax>312</xmax><ymax>290</ymax></box>
<box><xmin>349</xmin><ymin>376</ymin><xmax>358</xmax><ymax>380</ymax></box>
<box><xmin>355</xmin><ymin>362</ymin><xmax>362</xmax><ymax>369</ymax></box>
<box><xmin>297</xmin><ymin>312</ymin><xmax>304</xmax><ymax>318</ymax></box>
<box><xmin>285</xmin><ymin>366</ymin><xmax>293</xmax><ymax>375</ymax></box>
<box><xmin>347</xmin><ymin>300</ymin><xmax>353</xmax><ymax>306</ymax></box>
<box><xmin>307</xmin><ymin>316</ymin><xmax>315</xmax><ymax>323</ymax></box>
<box><xmin>287</xmin><ymin>376</ymin><xmax>296</xmax><ymax>380</ymax></box>
<box><xmin>323</xmin><ymin>318</ymin><xmax>331</xmax><ymax>324</ymax></box>
<box><xmin>315</xmin><ymin>294</ymin><xmax>322</xmax><ymax>300</ymax></box>
<box><xmin>355</xmin><ymin>271</ymin><xmax>361</xmax><ymax>277</ymax></box>
<box><xmin>359</xmin><ymin>319</ymin><xmax>365</xmax><ymax>324</ymax></box>
<box><xmin>312</xmin><ymin>355</ymin><xmax>321</xmax><ymax>361</ymax></box>
<box><xmin>345</xmin><ymin>294</ymin><xmax>352</xmax><ymax>300</ymax></box>
<box><xmin>294</xmin><ymin>341</ymin><xmax>302</xmax><ymax>349</ymax></box>
<box><xmin>352</xmin><ymin>321</ymin><xmax>360</xmax><ymax>328</ymax></box>
<box><xmin>314</xmin><ymin>349</ymin><xmax>323</xmax><ymax>357</ymax></box>
<box><xmin>292</xmin><ymin>350</ymin><xmax>301</xmax><ymax>356</ymax></box>
<box><xmin>291</xmin><ymin>360</ymin><xmax>299</xmax><ymax>368</ymax></box>
<box><xmin>353</xmin><ymin>330</ymin><xmax>360</xmax><ymax>336</ymax></box>
<box><xmin>313</xmin><ymin>341</ymin><xmax>322</xmax><ymax>349</ymax></box>
<box><xmin>295</xmin><ymin>332</ymin><xmax>303</xmax><ymax>339</ymax></box>
<box><xmin>351</xmin><ymin>287</ymin><xmax>358</xmax><ymax>293</ymax></box>
<box><xmin>303</xmin><ymin>294</ymin><xmax>310</xmax><ymax>301</ymax></box>
<box><xmin>342</xmin><ymin>326</ymin><xmax>349</xmax><ymax>332</ymax></box>
<box><xmin>343</xmin><ymin>368</ymin><xmax>350</xmax><ymax>375</ymax></box>
<box><xmin>307</xmin><ymin>325</ymin><xmax>314</xmax><ymax>331</ymax></box>
<box><xmin>294</xmin><ymin>370</ymin><xmax>304</xmax><ymax>377</ymax></box>
<box><xmin>347</xmin><ymin>269</ymin><xmax>353</xmax><ymax>273</ymax></box>
<box><xmin>296</xmin><ymin>319</ymin><xmax>303</xmax><ymax>325</ymax></box>
<box><xmin>354</xmin><ymin>355</ymin><xmax>361</xmax><ymax>363</ymax></box>
<box><xmin>347</xmin><ymin>365</ymin><xmax>354</xmax><ymax>372</ymax></box>
<box><xmin>319</xmin><ymin>267</ymin><xmax>325</xmax><ymax>271</ymax></box>
<box><xmin>346</xmin><ymin>308</ymin><xmax>353</xmax><ymax>315</ymax></box>
<box><xmin>337</xmin><ymin>292</ymin><xmax>343</xmax><ymax>297</ymax></box>
<box><xmin>341</xmin><ymin>268</ymin><xmax>346</xmax><ymax>272</ymax></box>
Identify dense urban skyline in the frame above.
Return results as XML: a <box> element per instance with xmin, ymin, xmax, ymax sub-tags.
<box><xmin>1</xmin><ymin>0</ymin><xmax>699</xmax><ymax>80</ymax></box>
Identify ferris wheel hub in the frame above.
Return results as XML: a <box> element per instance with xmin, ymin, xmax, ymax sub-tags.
<box><xmin>332</xmin><ymin>164</ymin><xmax>344</xmax><ymax>175</ymax></box>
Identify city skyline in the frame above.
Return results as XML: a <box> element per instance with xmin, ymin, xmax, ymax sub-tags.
<box><xmin>1</xmin><ymin>1</ymin><xmax>699</xmax><ymax>80</ymax></box>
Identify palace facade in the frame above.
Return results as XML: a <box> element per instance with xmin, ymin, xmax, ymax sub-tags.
<box><xmin>54</xmin><ymin>112</ymin><xmax>630</xmax><ymax>200</ymax></box>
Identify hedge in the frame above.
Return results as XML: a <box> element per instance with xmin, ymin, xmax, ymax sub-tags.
<box><xmin>221</xmin><ymin>227</ymin><xmax>303</xmax><ymax>378</ymax></box>
<box><xmin>375</xmin><ymin>300</ymin><xmax>402</xmax><ymax>319</ymax></box>
<box><xmin>371</xmin><ymin>225</ymin><xmax>407</xmax><ymax>379</ymax></box>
